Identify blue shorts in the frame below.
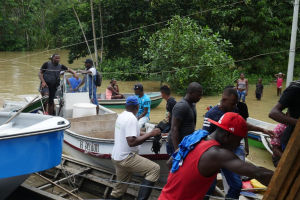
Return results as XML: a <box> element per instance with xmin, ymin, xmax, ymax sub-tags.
<box><xmin>237</xmin><ymin>90</ymin><xmax>246</xmax><ymax>102</ymax></box>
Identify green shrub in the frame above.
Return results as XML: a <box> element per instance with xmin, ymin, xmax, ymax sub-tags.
<box><xmin>98</xmin><ymin>57</ymin><xmax>145</xmax><ymax>81</ymax></box>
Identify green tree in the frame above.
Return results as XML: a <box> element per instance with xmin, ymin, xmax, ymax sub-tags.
<box><xmin>144</xmin><ymin>16</ymin><xmax>235</xmax><ymax>95</ymax></box>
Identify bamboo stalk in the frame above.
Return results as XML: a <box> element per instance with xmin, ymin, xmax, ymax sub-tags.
<box><xmin>99</xmin><ymin>0</ymin><xmax>103</xmax><ymax>65</ymax></box>
<box><xmin>72</xmin><ymin>6</ymin><xmax>93</xmax><ymax>61</ymax></box>
<box><xmin>90</xmin><ymin>0</ymin><xmax>98</xmax><ymax>68</ymax></box>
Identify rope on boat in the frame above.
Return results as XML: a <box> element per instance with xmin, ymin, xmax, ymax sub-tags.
<box><xmin>70</xmin><ymin>173</ymin><xmax>241</xmax><ymax>200</ymax></box>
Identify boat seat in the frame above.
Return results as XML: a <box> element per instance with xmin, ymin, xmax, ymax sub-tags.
<box><xmin>101</xmin><ymin>93</ymin><xmax>106</xmax><ymax>100</ymax></box>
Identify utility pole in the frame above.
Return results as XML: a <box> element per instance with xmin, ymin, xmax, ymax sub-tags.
<box><xmin>91</xmin><ymin>0</ymin><xmax>98</xmax><ymax>68</ymax></box>
<box><xmin>286</xmin><ymin>0</ymin><xmax>299</xmax><ymax>86</ymax></box>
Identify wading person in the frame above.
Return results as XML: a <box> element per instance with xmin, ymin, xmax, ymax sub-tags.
<box><xmin>133</xmin><ymin>83</ymin><xmax>151</xmax><ymax>128</ymax></box>
<box><xmin>275</xmin><ymin>72</ymin><xmax>285</xmax><ymax>96</ymax></box>
<box><xmin>158</xmin><ymin>113</ymin><xmax>274</xmax><ymax>200</ymax></box>
<box><xmin>269</xmin><ymin>80</ymin><xmax>300</xmax><ymax>151</ymax></box>
<box><xmin>255</xmin><ymin>78</ymin><xmax>264</xmax><ymax>100</ymax></box>
<box><xmin>75</xmin><ymin>59</ymin><xmax>99</xmax><ymax>114</ymax></box>
<box><xmin>106</xmin><ymin>78</ymin><xmax>125</xmax><ymax>99</ymax></box>
<box><xmin>203</xmin><ymin>88</ymin><xmax>274</xmax><ymax>199</ymax></box>
<box><xmin>38</xmin><ymin>53</ymin><xmax>78</xmax><ymax>115</ymax></box>
<box><xmin>236</xmin><ymin>73</ymin><xmax>249</xmax><ymax>102</ymax></box>
<box><xmin>110</xmin><ymin>96</ymin><xmax>161</xmax><ymax>200</ymax></box>
<box><xmin>160</xmin><ymin>85</ymin><xmax>177</xmax><ymax>156</ymax></box>
<box><xmin>170</xmin><ymin>82</ymin><xmax>202</xmax><ymax>152</ymax></box>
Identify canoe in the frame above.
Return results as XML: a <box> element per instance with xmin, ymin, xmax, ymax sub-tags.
<box><xmin>2</xmin><ymin>96</ymin><xmax>48</xmax><ymax>113</ymax></box>
<box><xmin>97</xmin><ymin>92</ymin><xmax>163</xmax><ymax>109</ymax></box>
<box><xmin>63</xmin><ymin>108</ymin><xmax>169</xmax><ymax>184</ymax></box>
<box><xmin>247</xmin><ymin>117</ymin><xmax>276</xmax><ymax>154</ymax></box>
<box><xmin>0</xmin><ymin>112</ymin><xmax>70</xmax><ymax>199</ymax></box>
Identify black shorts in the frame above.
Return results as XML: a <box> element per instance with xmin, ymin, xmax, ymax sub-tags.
<box><xmin>256</xmin><ymin>93</ymin><xmax>261</xmax><ymax>99</ymax></box>
<box><xmin>40</xmin><ymin>83</ymin><xmax>57</xmax><ymax>105</ymax></box>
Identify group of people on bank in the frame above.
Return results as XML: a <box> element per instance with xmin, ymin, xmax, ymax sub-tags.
<box><xmin>39</xmin><ymin>53</ymin><xmax>299</xmax><ymax>200</ymax></box>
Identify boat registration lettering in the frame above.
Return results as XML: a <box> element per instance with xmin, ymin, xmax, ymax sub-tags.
<box><xmin>78</xmin><ymin>140</ymin><xmax>99</xmax><ymax>153</ymax></box>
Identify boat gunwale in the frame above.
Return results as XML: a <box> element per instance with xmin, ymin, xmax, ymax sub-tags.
<box><xmin>65</xmin><ymin>129</ymin><xmax>164</xmax><ymax>143</ymax></box>
<box><xmin>0</xmin><ymin>123</ymin><xmax>71</xmax><ymax>140</ymax></box>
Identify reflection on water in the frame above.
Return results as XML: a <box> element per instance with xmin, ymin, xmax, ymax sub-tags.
<box><xmin>0</xmin><ymin>50</ymin><xmax>281</xmax><ymax>170</ymax></box>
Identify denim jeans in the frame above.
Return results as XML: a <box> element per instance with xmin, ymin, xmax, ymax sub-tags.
<box><xmin>237</xmin><ymin>90</ymin><xmax>246</xmax><ymax>102</ymax></box>
<box><xmin>206</xmin><ymin>144</ymin><xmax>245</xmax><ymax>199</ymax></box>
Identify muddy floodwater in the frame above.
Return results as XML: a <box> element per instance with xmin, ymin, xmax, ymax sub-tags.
<box><xmin>0</xmin><ymin>50</ymin><xmax>282</xmax><ymax>170</ymax></box>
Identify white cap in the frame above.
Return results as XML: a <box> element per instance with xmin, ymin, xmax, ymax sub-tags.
<box><xmin>279</xmin><ymin>72</ymin><xmax>283</xmax><ymax>74</ymax></box>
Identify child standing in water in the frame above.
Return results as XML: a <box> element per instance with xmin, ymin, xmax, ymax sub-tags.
<box><xmin>275</xmin><ymin>72</ymin><xmax>285</xmax><ymax>96</ymax></box>
<box><xmin>255</xmin><ymin>78</ymin><xmax>264</xmax><ymax>100</ymax></box>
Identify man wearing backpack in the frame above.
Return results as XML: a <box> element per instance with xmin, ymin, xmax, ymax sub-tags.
<box><xmin>76</xmin><ymin>58</ymin><xmax>100</xmax><ymax>114</ymax></box>
<box><xmin>38</xmin><ymin>53</ymin><xmax>78</xmax><ymax>116</ymax></box>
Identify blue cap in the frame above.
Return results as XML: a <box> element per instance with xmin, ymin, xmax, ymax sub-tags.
<box><xmin>126</xmin><ymin>96</ymin><xmax>139</xmax><ymax>105</ymax></box>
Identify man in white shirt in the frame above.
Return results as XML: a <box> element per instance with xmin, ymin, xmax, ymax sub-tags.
<box><xmin>110</xmin><ymin>96</ymin><xmax>161</xmax><ymax>200</ymax></box>
<box><xmin>76</xmin><ymin>58</ymin><xmax>99</xmax><ymax>114</ymax></box>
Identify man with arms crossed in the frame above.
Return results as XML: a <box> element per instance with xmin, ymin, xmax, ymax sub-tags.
<box><xmin>110</xmin><ymin>96</ymin><xmax>161</xmax><ymax>200</ymax></box>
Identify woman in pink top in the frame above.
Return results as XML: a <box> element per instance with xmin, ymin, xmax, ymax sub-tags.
<box><xmin>275</xmin><ymin>72</ymin><xmax>285</xmax><ymax>96</ymax></box>
<box><xmin>106</xmin><ymin>79</ymin><xmax>125</xmax><ymax>99</ymax></box>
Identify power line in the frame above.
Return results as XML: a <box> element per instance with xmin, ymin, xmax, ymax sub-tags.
<box><xmin>29</xmin><ymin>47</ymin><xmax>298</xmax><ymax>75</ymax></box>
<box><xmin>0</xmin><ymin>0</ymin><xmax>247</xmax><ymax>63</ymax></box>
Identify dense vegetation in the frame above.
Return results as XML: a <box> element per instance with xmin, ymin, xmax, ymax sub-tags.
<box><xmin>1</xmin><ymin>0</ymin><xmax>299</xmax><ymax>94</ymax></box>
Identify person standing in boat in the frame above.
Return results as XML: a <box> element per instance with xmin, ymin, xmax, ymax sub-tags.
<box><xmin>159</xmin><ymin>113</ymin><xmax>274</xmax><ymax>200</ymax></box>
<box><xmin>203</xmin><ymin>88</ymin><xmax>274</xmax><ymax>200</ymax></box>
<box><xmin>106</xmin><ymin>79</ymin><xmax>125</xmax><ymax>99</ymax></box>
<box><xmin>110</xmin><ymin>96</ymin><xmax>161</xmax><ymax>200</ymax></box>
<box><xmin>236</xmin><ymin>73</ymin><xmax>249</xmax><ymax>102</ymax></box>
<box><xmin>275</xmin><ymin>72</ymin><xmax>285</xmax><ymax>96</ymax></box>
<box><xmin>159</xmin><ymin>85</ymin><xmax>177</xmax><ymax>156</ymax></box>
<box><xmin>75</xmin><ymin>59</ymin><xmax>99</xmax><ymax>114</ymax></box>
<box><xmin>170</xmin><ymin>82</ymin><xmax>202</xmax><ymax>152</ymax></box>
<box><xmin>133</xmin><ymin>83</ymin><xmax>151</xmax><ymax>128</ymax></box>
<box><xmin>38</xmin><ymin>53</ymin><xmax>78</xmax><ymax>115</ymax></box>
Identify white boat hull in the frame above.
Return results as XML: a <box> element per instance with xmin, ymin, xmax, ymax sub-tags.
<box><xmin>63</xmin><ymin>129</ymin><xmax>169</xmax><ymax>183</ymax></box>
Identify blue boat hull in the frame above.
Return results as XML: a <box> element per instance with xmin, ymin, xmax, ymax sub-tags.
<box><xmin>0</xmin><ymin>130</ymin><xmax>64</xmax><ymax>199</ymax></box>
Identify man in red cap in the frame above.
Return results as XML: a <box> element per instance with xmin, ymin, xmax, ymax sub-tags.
<box><xmin>159</xmin><ymin>112</ymin><xmax>274</xmax><ymax>200</ymax></box>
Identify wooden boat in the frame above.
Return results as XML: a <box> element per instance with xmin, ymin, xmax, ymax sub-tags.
<box><xmin>247</xmin><ymin>117</ymin><xmax>276</xmax><ymax>154</ymax></box>
<box><xmin>0</xmin><ymin>112</ymin><xmax>70</xmax><ymax>199</ymax></box>
<box><xmin>9</xmin><ymin>154</ymin><xmax>163</xmax><ymax>200</ymax></box>
<box><xmin>63</xmin><ymin>112</ymin><xmax>169</xmax><ymax>184</ymax></box>
<box><xmin>97</xmin><ymin>92</ymin><xmax>163</xmax><ymax>108</ymax></box>
<box><xmin>2</xmin><ymin>96</ymin><xmax>48</xmax><ymax>113</ymax></box>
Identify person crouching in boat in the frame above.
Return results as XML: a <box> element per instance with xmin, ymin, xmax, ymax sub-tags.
<box><xmin>106</xmin><ymin>79</ymin><xmax>125</xmax><ymax>99</ymax></box>
<box><xmin>110</xmin><ymin>96</ymin><xmax>161</xmax><ymax>200</ymax></box>
<box><xmin>159</xmin><ymin>113</ymin><xmax>274</xmax><ymax>200</ymax></box>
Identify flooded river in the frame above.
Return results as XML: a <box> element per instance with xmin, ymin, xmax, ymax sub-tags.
<box><xmin>0</xmin><ymin>50</ymin><xmax>281</xmax><ymax>170</ymax></box>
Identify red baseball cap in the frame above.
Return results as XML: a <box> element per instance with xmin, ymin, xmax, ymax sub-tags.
<box><xmin>207</xmin><ymin>112</ymin><xmax>248</xmax><ymax>137</ymax></box>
